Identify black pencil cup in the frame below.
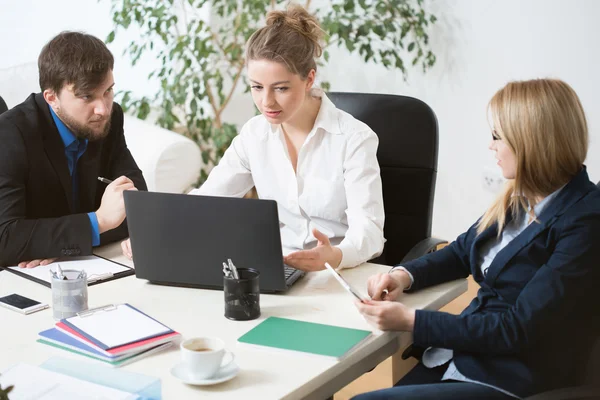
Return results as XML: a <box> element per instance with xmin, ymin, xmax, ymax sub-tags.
<box><xmin>224</xmin><ymin>268</ymin><xmax>260</xmax><ymax>321</ymax></box>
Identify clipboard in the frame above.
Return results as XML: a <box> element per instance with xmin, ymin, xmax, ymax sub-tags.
<box><xmin>62</xmin><ymin>303</ymin><xmax>174</xmax><ymax>350</ymax></box>
<box><xmin>1</xmin><ymin>255</ymin><xmax>134</xmax><ymax>288</ymax></box>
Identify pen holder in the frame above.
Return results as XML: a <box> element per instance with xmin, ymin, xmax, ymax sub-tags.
<box><xmin>224</xmin><ymin>268</ymin><xmax>260</xmax><ymax>321</ymax></box>
<box><xmin>51</xmin><ymin>269</ymin><xmax>89</xmax><ymax>320</ymax></box>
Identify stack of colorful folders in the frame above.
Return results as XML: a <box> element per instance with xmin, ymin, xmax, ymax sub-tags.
<box><xmin>37</xmin><ymin>303</ymin><xmax>180</xmax><ymax>367</ymax></box>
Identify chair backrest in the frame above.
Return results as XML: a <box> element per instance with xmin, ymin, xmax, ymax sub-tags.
<box><xmin>328</xmin><ymin>92</ymin><xmax>439</xmax><ymax>265</ymax></box>
<box><xmin>0</xmin><ymin>95</ymin><xmax>8</xmax><ymax>115</ymax></box>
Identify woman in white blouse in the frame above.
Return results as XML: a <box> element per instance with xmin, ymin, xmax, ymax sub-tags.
<box><xmin>122</xmin><ymin>4</ymin><xmax>385</xmax><ymax>271</ymax></box>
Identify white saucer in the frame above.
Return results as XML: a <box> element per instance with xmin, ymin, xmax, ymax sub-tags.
<box><xmin>171</xmin><ymin>362</ymin><xmax>240</xmax><ymax>385</ymax></box>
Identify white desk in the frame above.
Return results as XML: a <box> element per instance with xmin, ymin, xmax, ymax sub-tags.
<box><xmin>0</xmin><ymin>243</ymin><xmax>467</xmax><ymax>399</ymax></box>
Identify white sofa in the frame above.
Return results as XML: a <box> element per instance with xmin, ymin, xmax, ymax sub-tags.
<box><xmin>0</xmin><ymin>62</ymin><xmax>202</xmax><ymax>193</ymax></box>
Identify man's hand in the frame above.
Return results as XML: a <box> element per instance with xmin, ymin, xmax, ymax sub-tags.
<box><xmin>96</xmin><ymin>176</ymin><xmax>137</xmax><ymax>233</ymax></box>
<box><xmin>355</xmin><ymin>299</ymin><xmax>416</xmax><ymax>332</ymax></box>
<box><xmin>18</xmin><ymin>258</ymin><xmax>57</xmax><ymax>269</ymax></box>
<box><xmin>121</xmin><ymin>238</ymin><xmax>133</xmax><ymax>260</ymax></box>
<box><xmin>367</xmin><ymin>269</ymin><xmax>411</xmax><ymax>301</ymax></box>
<box><xmin>284</xmin><ymin>228</ymin><xmax>342</xmax><ymax>271</ymax></box>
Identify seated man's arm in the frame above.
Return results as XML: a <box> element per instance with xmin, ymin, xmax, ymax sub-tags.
<box><xmin>0</xmin><ymin>120</ymin><xmax>93</xmax><ymax>266</ymax></box>
<box><xmin>98</xmin><ymin>103</ymin><xmax>147</xmax><ymax>245</ymax></box>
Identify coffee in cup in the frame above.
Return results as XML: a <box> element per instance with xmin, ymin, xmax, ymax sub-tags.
<box><xmin>180</xmin><ymin>337</ymin><xmax>235</xmax><ymax>379</ymax></box>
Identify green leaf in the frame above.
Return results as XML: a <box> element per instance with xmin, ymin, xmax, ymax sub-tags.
<box><xmin>105</xmin><ymin>0</ymin><xmax>437</xmax><ymax>179</ymax></box>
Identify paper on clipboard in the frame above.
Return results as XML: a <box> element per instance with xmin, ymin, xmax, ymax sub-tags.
<box><xmin>324</xmin><ymin>263</ymin><xmax>371</xmax><ymax>302</ymax></box>
<box><xmin>62</xmin><ymin>303</ymin><xmax>173</xmax><ymax>350</ymax></box>
<box><xmin>5</xmin><ymin>256</ymin><xmax>132</xmax><ymax>285</ymax></box>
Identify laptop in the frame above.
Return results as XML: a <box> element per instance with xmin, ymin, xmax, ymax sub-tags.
<box><xmin>123</xmin><ymin>191</ymin><xmax>304</xmax><ymax>293</ymax></box>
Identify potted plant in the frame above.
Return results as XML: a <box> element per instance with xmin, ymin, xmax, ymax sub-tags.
<box><xmin>0</xmin><ymin>378</ymin><xmax>13</xmax><ymax>400</ymax></box>
<box><xmin>106</xmin><ymin>0</ymin><xmax>437</xmax><ymax>183</ymax></box>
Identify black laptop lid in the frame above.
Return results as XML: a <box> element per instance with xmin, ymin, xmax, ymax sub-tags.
<box><xmin>123</xmin><ymin>191</ymin><xmax>288</xmax><ymax>292</ymax></box>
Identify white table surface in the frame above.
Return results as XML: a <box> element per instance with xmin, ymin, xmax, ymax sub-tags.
<box><xmin>0</xmin><ymin>243</ymin><xmax>467</xmax><ymax>399</ymax></box>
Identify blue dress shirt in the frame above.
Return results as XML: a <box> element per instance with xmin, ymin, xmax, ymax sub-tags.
<box><xmin>49</xmin><ymin>107</ymin><xmax>100</xmax><ymax>246</ymax></box>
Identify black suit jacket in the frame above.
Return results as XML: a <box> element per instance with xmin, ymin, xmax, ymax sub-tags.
<box><xmin>0</xmin><ymin>93</ymin><xmax>147</xmax><ymax>266</ymax></box>
<box><xmin>403</xmin><ymin>167</ymin><xmax>600</xmax><ymax>397</ymax></box>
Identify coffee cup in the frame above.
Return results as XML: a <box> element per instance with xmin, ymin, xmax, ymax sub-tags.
<box><xmin>180</xmin><ymin>337</ymin><xmax>235</xmax><ymax>379</ymax></box>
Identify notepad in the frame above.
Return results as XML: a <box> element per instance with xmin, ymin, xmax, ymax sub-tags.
<box><xmin>4</xmin><ymin>255</ymin><xmax>133</xmax><ymax>287</ymax></box>
<box><xmin>62</xmin><ymin>303</ymin><xmax>173</xmax><ymax>350</ymax></box>
<box><xmin>238</xmin><ymin>317</ymin><xmax>372</xmax><ymax>359</ymax></box>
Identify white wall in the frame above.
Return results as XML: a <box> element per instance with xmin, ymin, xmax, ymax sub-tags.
<box><xmin>2</xmin><ymin>0</ymin><xmax>599</xmax><ymax>241</ymax></box>
<box><xmin>0</xmin><ymin>0</ymin><xmax>160</xmax><ymax>103</ymax></box>
<box><xmin>321</xmin><ymin>0</ymin><xmax>600</xmax><ymax>240</ymax></box>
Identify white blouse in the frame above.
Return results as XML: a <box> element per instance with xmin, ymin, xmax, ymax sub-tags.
<box><xmin>189</xmin><ymin>92</ymin><xmax>385</xmax><ymax>268</ymax></box>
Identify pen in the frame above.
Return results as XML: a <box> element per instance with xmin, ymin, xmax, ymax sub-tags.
<box><xmin>222</xmin><ymin>262</ymin><xmax>231</xmax><ymax>278</ymax></box>
<box><xmin>227</xmin><ymin>259</ymin><xmax>239</xmax><ymax>280</ymax></box>
<box><xmin>56</xmin><ymin>264</ymin><xmax>65</xmax><ymax>280</ymax></box>
<box><xmin>97</xmin><ymin>177</ymin><xmax>113</xmax><ymax>184</ymax></box>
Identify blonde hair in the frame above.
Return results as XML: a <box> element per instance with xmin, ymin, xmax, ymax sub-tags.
<box><xmin>245</xmin><ymin>3</ymin><xmax>324</xmax><ymax>78</ymax></box>
<box><xmin>477</xmin><ymin>79</ymin><xmax>588</xmax><ymax>234</ymax></box>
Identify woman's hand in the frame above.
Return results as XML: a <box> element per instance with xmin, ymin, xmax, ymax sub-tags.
<box><xmin>355</xmin><ymin>299</ymin><xmax>416</xmax><ymax>332</ymax></box>
<box><xmin>284</xmin><ymin>228</ymin><xmax>343</xmax><ymax>271</ymax></box>
<box><xmin>121</xmin><ymin>238</ymin><xmax>133</xmax><ymax>260</ymax></box>
<box><xmin>367</xmin><ymin>269</ymin><xmax>411</xmax><ymax>301</ymax></box>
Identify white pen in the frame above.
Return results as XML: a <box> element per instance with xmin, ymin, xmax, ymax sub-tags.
<box><xmin>56</xmin><ymin>264</ymin><xmax>65</xmax><ymax>280</ymax></box>
<box><xmin>222</xmin><ymin>263</ymin><xmax>231</xmax><ymax>277</ymax></box>
<box><xmin>227</xmin><ymin>259</ymin><xmax>239</xmax><ymax>279</ymax></box>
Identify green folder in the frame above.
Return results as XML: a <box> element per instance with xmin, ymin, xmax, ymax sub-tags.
<box><xmin>237</xmin><ymin>317</ymin><xmax>371</xmax><ymax>359</ymax></box>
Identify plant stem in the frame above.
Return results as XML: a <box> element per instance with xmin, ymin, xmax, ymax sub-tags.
<box><xmin>218</xmin><ymin>62</ymin><xmax>245</xmax><ymax>114</ymax></box>
<box><xmin>204</xmin><ymin>81</ymin><xmax>222</xmax><ymax>128</ymax></box>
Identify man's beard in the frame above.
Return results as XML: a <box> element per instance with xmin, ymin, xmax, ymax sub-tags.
<box><xmin>56</xmin><ymin>109</ymin><xmax>111</xmax><ymax>141</ymax></box>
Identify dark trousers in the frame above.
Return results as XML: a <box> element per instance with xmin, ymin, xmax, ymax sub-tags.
<box><xmin>351</xmin><ymin>362</ymin><xmax>516</xmax><ymax>400</ymax></box>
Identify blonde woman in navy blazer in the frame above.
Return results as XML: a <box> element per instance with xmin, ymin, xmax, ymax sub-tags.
<box><xmin>353</xmin><ymin>79</ymin><xmax>600</xmax><ymax>399</ymax></box>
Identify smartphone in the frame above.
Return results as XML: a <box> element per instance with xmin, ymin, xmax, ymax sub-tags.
<box><xmin>0</xmin><ymin>293</ymin><xmax>49</xmax><ymax>315</ymax></box>
<box><xmin>324</xmin><ymin>263</ymin><xmax>371</xmax><ymax>302</ymax></box>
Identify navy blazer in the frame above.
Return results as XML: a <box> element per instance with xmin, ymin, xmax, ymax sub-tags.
<box><xmin>404</xmin><ymin>167</ymin><xmax>600</xmax><ymax>398</ymax></box>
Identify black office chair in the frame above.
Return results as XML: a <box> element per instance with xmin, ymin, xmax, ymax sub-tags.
<box><xmin>0</xmin><ymin>96</ymin><xmax>8</xmax><ymax>115</ymax></box>
<box><xmin>524</xmin><ymin>338</ymin><xmax>600</xmax><ymax>399</ymax></box>
<box><xmin>328</xmin><ymin>92</ymin><xmax>446</xmax><ymax>266</ymax></box>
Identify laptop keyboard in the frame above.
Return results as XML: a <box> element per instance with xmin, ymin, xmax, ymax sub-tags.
<box><xmin>284</xmin><ymin>265</ymin><xmax>296</xmax><ymax>279</ymax></box>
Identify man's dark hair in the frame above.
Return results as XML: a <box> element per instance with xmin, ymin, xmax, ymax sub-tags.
<box><xmin>38</xmin><ymin>31</ymin><xmax>114</xmax><ymax>96</ymax></box>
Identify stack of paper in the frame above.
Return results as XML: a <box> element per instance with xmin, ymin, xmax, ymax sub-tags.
<box><xmin>37</xmin><ymin>303</ymin><xmax>179</xmax><ymax>367</ymax></box>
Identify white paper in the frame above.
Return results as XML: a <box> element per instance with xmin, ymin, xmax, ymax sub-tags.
<box><xmin>65</xmin><ymin>304</ymin><xmax>171</xmax><ymax>349</ymax></box>
<box><xmin>7</xmin><ymin>256</ymin><xmax>131</xmax><ymax>284</ymax></box>
<box><xmin>0</xmin><ymin>363</ymin><xmax>136</xmax><ymax>400</ymax></box>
